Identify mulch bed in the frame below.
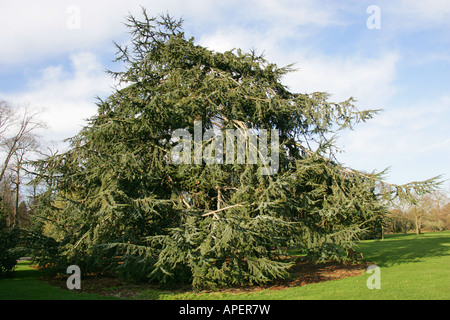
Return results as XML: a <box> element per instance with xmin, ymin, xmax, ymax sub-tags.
<box><xmin>284</xmin><ymin>259</ymin><xmax>370</xmax><ymax>287</ymax></box>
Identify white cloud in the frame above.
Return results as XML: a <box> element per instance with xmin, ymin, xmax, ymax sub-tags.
<box><xmin>1</xmin><ymin>51</ymin><xmax>114</xmax><ymax>144</ymax></box>
<box><xmin>382</xmin><ymin>0</ymin><xmax>450</xmax><ymax>31</ymax></box>
<box><xmin>241</xmin><ymin>0</ymin><xmax>341</xmax><ymax>27</ymax></box>
<box><xmin>283</xmin><ymin>52</ymin><xmax>399</xmax><ymax>107</ymax></box>
<box><xmin>0</xmin><ymin>0</ymin><xmax>346</xmax><ymax>67</ymax></box>
<box><xmin>398</xmin><ymin>0</ymin><xmax>450</xmax><ymax>24</ymax></box>
<box><xmin>336</xmin><ymin>95</ymin><xmax>450</xmax><ymax>183</ymax></box>
<box><xmin>2</xmin><ymin>1</ymin><xmax>447</xmax><ymax>67</ymax></box>
<box><xmin>0</xmin><ymin>1</ymin><xmax>143</xmax><ymax>66</ymax></box>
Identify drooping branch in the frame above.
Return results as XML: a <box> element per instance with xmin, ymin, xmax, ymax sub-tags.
<box><xmin>201</xmin><ymin>202</ymin><xmax>246</xmax><ymax>218</ymax></box>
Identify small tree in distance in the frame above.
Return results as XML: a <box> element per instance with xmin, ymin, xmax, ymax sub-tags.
<box><xmin>30</xmin><ymin>9</ymin><xmax>442</xmax><ymax>289</ymax></box>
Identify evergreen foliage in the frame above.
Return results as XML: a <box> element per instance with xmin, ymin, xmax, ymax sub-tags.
<box><xmin>0</xmin><ymin>202</ymin><xmax>20</xmax><ymax>275</ymax></box>
<box><xmin>30</xmin><ymin>10</ymin><xmax>441</xmax><ymax>289</ymax></box>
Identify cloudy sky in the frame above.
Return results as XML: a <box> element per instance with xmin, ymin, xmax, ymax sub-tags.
<box><xmin>1</xmin><ymin>0</ymin><xmax>449</xmax><ymax>188</ymax></box>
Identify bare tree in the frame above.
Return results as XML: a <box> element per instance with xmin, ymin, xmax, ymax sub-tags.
<box><xmin>0</xmin><ymin>101</ymin><xmax>46</xmax><ymax>227</ymax></box>
<box><xmin>424</xmin><ymin>191</ymin><xmax>450</xmax><ymax>231</ymax></box>
<box><xmin>405</xmin><ymin>191</ymin><xmax>450</xmax><ymax>234</ymax></box>
<box><xmin>0</xmin><ymin>101</ymin><xmax>15</xmax><ymax>138</ymax></box>
<box><xmin>0</xmin><ymin>106</ymin><xmax>46</xmax><ymax>183</ymax></box>
<box><xmin>388</xmin><ymin>208</ymin><xmax>411</xmax><ymax>234</ymax></box>
<box><xmin>10</xmin><ymin>133</ymin><xmax>40</xmax><ymax>227</ymax></box>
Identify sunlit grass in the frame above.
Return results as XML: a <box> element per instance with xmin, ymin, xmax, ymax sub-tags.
<box><xmin>136</xmin><ymin>231</ymin><xmax>450</xmax><ymax>300</ymax></box>
<box><xmin>0</xmin><ymin>261</ymin><xmax>116</xmax><ymax>300</ymax></box>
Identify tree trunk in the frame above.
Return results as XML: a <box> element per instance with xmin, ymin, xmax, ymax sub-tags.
<box><xmin>415</xmin><ymin>216</ymin><xmax>421</xmax><ymax>235</ymax></box>
<box><xmin>13</xmin><ymin>162</ymin><xmax>20</xmax><ymax>228</ymax></box>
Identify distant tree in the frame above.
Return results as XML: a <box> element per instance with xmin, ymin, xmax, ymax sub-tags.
<box><xmin>408</xmin><ymin>192</ymin><xmax>450</xmax><ymax>234</ymax></box>
<box><xmin>0</xmin><ymin>101</ymin><xmax>45</xmax><ymax>228</ymax></box>
<box><xmin>10</xmin><ymin>132</ymin><xmax>40</xmax><ymax>228</ymax></box>
<box><xmin>0</xmin><ymin>102</ymin><xmax>45</xmax><ymax>182</ymax></box>
<box><xmin>419</xmin><ymin>191</ymin><xmax>450</xmax><ymax>232</ymax></box>
<box><xmin>388</xmin><ymin>204</ymin><xmax>417</xmax><ymax>234</ymax></box>
<box><xmin>16</xmin><ymin>201</ymin><xmax>31</xmax><ymax>229</ymax></box>
<box><xmin>442</xmin><ymin>202</ymin><xmax>450</xmax><ymax>230</ymax></box>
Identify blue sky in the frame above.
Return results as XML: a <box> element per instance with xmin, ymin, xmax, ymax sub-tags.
<box><xmin>0</xmin><ymin>0</ymin><xmax>449</xmax><ymax>189</ymax></box>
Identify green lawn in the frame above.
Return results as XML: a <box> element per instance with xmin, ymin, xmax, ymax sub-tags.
<box><xmin>137</xmin><ymin>231</ymin><xmax>450</xmax><ymax>300</ymax></box>
<box><xmin>0</xmin><ymin>262</ymin><xmax>116</xmax><ymax>300</ymax></box>
<box><xmin>1</xmin><ymin>231</ymin><xmax>449</xmax><ymax>300</ymax></box>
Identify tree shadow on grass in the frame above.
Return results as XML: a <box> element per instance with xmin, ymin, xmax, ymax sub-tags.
<box><xmin>0</xmin><ymin>261</ymin><xmax>41</xmax><ymax>280</ymax></box>
<box><xmin>357</xmin><ymin>232</ymin><xmax>450</xmax><ymax>268</ymax></box>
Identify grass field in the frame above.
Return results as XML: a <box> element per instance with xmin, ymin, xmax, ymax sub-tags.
<box><xmin>0</xmin><ymin>262</ymin><xmax>116</xmax><ymax>300</ymax></box>
<box><xmin>136</xmin><ymin>231</ymin><xmax>450</xmax><ymax>300</ymax></box>
<box><xmin>1</xmin><ymin>231</ymin><xmax>449</xmax><ymax>300</ymax></box>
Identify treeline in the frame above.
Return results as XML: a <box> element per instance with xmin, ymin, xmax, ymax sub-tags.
<box><xmin>386</xmin><ymin>191</ymin><xmax>450</xmax><ymax>235</ymax></box>
<box><xmin>0</xmin><ymin>100</ymin><xmax>46</xmax><ymax>274</ymax></box>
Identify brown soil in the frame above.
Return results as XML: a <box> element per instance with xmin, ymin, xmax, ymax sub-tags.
<box><xmin>39</xmin><ymin>258</ymin><xmax>371</xmax><ymax>299</ymax></box>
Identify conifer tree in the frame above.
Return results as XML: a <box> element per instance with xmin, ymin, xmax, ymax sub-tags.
<box><xmin>31</xmin><ymin>9</ymin><xmax>441</xmax><ymax>288</ymax></box>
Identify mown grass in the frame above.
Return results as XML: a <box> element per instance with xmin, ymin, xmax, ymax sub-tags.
<box><xmin>0</xmin><ymin>262</ymin><xmax>116</xmax><ymax>300</ymax></box>
<box><xmin>136</xmin><ymin>231</ymin><xmax>450</xmax><ymax>300</ymax></box>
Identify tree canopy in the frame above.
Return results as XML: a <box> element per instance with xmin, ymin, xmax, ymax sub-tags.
<box><xmin>30</xmin><ymin>10</ymin><xmax>442</xmax><ymax>289</ymax></box>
